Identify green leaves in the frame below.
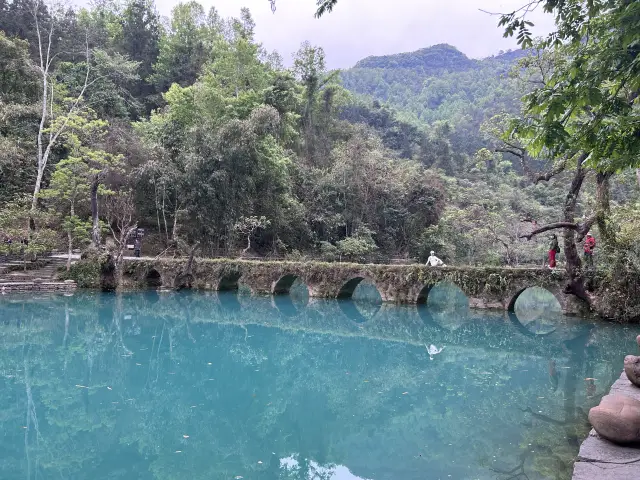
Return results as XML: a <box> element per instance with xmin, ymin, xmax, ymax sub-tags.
<box><xmin>501</xmin><ymin>1</ymin><xmax>640</xmax><ymax>173</ymax></box>
<box><xmin>0</xmin><ymin>195</ymin><xmax>59</xmax><ymax>256</ymax></box>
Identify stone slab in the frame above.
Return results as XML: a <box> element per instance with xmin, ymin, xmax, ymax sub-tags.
<box><xmin>578</xmin><ymin>429</ymin><xmax>640</xmax><ymax>464</ymax></box>
<box><xmin>573</xmin><ymin>371</ymin><xmax>640</xmax><ymax>480</ymax></box>
<box><xmin>573</xmin><ymin>462</ymin><xmax>640</xmax><ymax>480</ymax></box>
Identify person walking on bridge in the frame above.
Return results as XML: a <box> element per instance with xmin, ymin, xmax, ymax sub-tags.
<box><xmin>548</xmin><ymin>234</ymin><xmax>559</xmax><ymax>269</ymax></box>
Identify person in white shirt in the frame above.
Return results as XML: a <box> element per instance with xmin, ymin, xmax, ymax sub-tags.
<box><xmin>426</xmin><ymin>251</ymin><xmax>446</xmax><ymax>267</ymax></box>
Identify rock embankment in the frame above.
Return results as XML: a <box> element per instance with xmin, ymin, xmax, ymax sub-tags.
<box><xmin>573</xmin><ymin>336</ymin><xmax>640</xmax><ymax>480</ymax></box>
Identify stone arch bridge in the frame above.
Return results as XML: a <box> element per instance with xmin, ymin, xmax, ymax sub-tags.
<box><xmin>119</xmin><ymin>258</ymin><xmax>587</xmax><ymax>315</ymax></box>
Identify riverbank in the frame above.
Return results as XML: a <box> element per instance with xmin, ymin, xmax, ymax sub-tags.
<box><xmin>572</xmin><ymin>372</ymin><xmax>640</xmax><ymax>479</ymax></box>
<box><xmin>0</xmin><ymin>280</ymin><xmax>76</xmax><ymax>293</ymax></box>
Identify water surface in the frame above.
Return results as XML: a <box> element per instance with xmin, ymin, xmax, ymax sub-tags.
<box><xmin>0</xmin><ymin>287</ymin><xmax>636</xmax><ymax>480</ymax></box>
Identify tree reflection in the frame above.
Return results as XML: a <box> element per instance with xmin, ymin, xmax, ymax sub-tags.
<box><xmin>0</xmin><ymin>292</ymin><xmax>634</xmax><ymax>480</ymax></box>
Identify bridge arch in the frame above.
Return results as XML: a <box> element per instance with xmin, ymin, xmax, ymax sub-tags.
<box><xmin>144</xmin><ymin>268</ymin><xmax>163</xmax><ymax>288</ymax></box>
<box><xmin>415</xmin><ymin>281</ymin><xmax>469</xmax><ymax>308</ymax></box>
<box><xmin>272</xmin><ymin>274</ymin><xmax>307</xmax><ymax>295</ymax></box>
<box><xmin>337</xmin><ymin>277</ymin><xmax>382</xmax><ymax>300</ymax></box>
<box><xmin>507</xmin><ymin>286</ymin><xmax>565</xmax><ymax>337</ymax></box>
<box><xmin>416</xmin><ymin>284</ymin><xmax>434</xmax><ymax>304</ymax></box>
<box><xmin>218</xmin><ymin>271</ymin><xmax>242</xmax><ymax>292</ymax></box>
<box><xmin>507</xmin><ymin>286</ymin><xmax>562</xmax><ymax>313</ymax></box>
<box><xmin>336</xmin><ymin>277</ymin><xmax>382</xmax><ymax>323</ymax></box>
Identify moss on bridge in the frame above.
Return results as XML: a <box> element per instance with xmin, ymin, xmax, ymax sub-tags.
<box><xmin>62</xmin><ymin>256</ymin><xmax>579</xmax><ymax>313</ymax></box>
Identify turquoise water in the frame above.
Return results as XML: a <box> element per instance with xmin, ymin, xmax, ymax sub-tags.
<box><xmin>0</xmin><ymin>287</ymin><xmax>637</xmax><ymax>480</ymax></box>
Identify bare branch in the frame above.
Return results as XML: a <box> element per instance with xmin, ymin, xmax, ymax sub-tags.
<box><xmin>534</xmin><ymin>158</ymin><xmax>568</xmax><ymax>183</ymax></box>
<box><xmin>519</xmin><ymin>222</ymin><xmax>581</xmax><ymax>240</ymax></box>
<box><xmin>519</xmin><ymin>213</ymin><xmax>596</xmax><ymax>241</ymax></box>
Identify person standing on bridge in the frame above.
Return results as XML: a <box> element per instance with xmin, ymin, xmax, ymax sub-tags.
<box><xmin>426</xmin><ymin>251</ymin><xmax>446</xmax><ymax>267</ymax></box>
<box><xmin>134</xmin><ymin>237</ymin><xmax>142</xmax><ymax>258</ymax></box>
<box><xmin>548</xmin><ymin>234</ymin><xmax>559</xmax><ymax>269</ymax></box>
<box><xmin>584</xmin><ymin>233</ymin><xmax>596</xmax><ymax>269</ymax></box>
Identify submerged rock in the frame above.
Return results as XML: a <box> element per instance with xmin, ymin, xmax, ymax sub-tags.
<box><xmin>588</xmin><ymin>394</ymin><xmax>640</xmax><ymax>444</ymax></box>
<box><xmin>637</xmin><ymin>334</ymin><xmax>640</xmax><ymax>350</ymax></box>
<box><xmin>624</xmin><ymin>355</ymin><xmax>640</xmax><ymax>387</ymax></box>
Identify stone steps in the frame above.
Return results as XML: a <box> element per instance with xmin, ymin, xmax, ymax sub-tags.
<box><xmin>0</xmin><ymin>256</ymin><xmax>68</xmax><ymax>283</ymax></box>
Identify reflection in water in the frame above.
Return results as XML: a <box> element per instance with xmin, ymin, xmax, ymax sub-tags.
<box><xmin>338</xmin><ymin>280</ymin><xmax>382</xmax><ymax>323</ymax></box>
<box><xmin>514</xmin><ymin>287</ymin><xmax>563</xmax><ymax>335</ymax></box>
<box><xmin>273</xmin><ymin>278</ymin><xmax>309</xmax><ymax>317</ymax></box>
<box><xmin>0</xmin><ymin>290</ymin><xmax>635</xmax><ymax>480</ymax></box>
<box><xmin>423</xmin><ymin>282</ymin><xmax>470</xmax><ymax>331</ymax></box>
<box><xmin>280</xmin><ymin>455</ymin><xmax>372</xmax><ymax>479</ymax></box>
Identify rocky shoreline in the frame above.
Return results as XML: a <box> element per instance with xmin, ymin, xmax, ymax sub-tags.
<box><xmin>572</xmin><ymin>337</ymin><xmax>640</xmax><ymax>479</ymax></box>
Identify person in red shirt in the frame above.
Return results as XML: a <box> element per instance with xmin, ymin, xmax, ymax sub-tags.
<box><xmin>584</xmin><ymin>233</ymin><xmax>596</xmax><ymax>268</ymax></box>
<box><xmin>548</xmin><ymin>234</ymin><xmax>559</xmax><ymax>269</ymax></box>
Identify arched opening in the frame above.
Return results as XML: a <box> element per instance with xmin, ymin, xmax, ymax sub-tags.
<box><xmin>337</xmin><ymin>278</ymin><xmax>382</xmax><ymax>323</ymax></box>
<box><xmin>418</xmin><ymin>282</ymin><xmax>469</xmax><ymax>331</ymax></box>
<box><xmin>337</xmin><ymin>277</ymin><xmax>365</xmax><ymax>299</ymax></box>
<box><xmin>337</xmin><ymin>277</ymin><xmax>382</xmax><ymax>302</ymax></box>
<box><xmin>416</xmin><ymin>284</ymin><xmax>433</xmax><ymax>304</ymax></box>
<box><xmin>273</xmin><ymin>274</ymin><xmax>299</xmax><ymax>295</ymax></box>
<box><xmin>272</xmin><ymin>275</ymin><xmax>309</xmax><ymax>316</ymax></box>
<box><xmin>145</xmin><ymin>269</ymin><xmax>162</xmax><ymax>289</ymax></box>
<box><xmin>509</xmin><ymin>286</ymin><xmax>562</xmax><ymax>336</ymax></box>
<box><xmin>218</xmin><ymin>272</ymin><xmax>242</xmax><ymax>292</ymax></box>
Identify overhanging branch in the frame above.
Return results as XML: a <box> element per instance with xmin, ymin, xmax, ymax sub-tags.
<box><xmin>519</xmin><ymin>214</ymin><xmax>596</xmax><ymax>241</ymax></box>
<box><xmin>519</xmin><ymin>222</ymin><xmax>580</xmax><ymax>240</ymax></box>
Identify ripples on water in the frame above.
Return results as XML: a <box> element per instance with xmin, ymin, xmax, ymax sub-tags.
<box><xmin>0</xmin><ymin>284</ymin><xmax>636</xmax><ymax>480</ymax></box>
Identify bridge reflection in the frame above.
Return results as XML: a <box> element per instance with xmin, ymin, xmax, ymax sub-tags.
<box><xmin>0</xmin><ymin>290</ymin><xmax>632</xmax><ymax>480</ymax></box>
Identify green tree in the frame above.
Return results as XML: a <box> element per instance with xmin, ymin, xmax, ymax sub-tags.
<box><xmin>118</xmin><ymin>0</ymin><xmax>161</xmax><ymax>111</ymax></box>
<box><xmin>234</xmin><ymin>215</ymin><xmax>271</xmax><ymax>254</ymax></box>
<box><xmin>0</xmin><ymin>195</ymin><xmax>58</xmax><ymax>266</ymax></box>
<box><xmin>39</xmin><ymin>157</ymin><xmax>92</xmax><ymax>269</ymax></box>
<box><xmin>0</xmin><ymin>32</ymin><xmax>40</xmax><ymax>203</ymax></box>
<box><xmin>151</xmin><ymin>1</ymin><xmax>218</xmax><ymax>91</ymax></box>
<box><xmin>49</xmin><ymin>108</ymin><xmax>124</xmax><ymax>247</ymax></box>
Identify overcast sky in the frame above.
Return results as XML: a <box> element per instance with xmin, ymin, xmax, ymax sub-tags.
<box><xmin>152</xmin><ymin>0</ymin><xmax>556</xmax><ymax>69</ymax></box>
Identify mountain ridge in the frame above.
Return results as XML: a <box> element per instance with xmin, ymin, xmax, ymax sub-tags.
<box><xmin>350</xmin><ymin>43</ymin><xmax>528</xmax><ymax>72</ymax></box>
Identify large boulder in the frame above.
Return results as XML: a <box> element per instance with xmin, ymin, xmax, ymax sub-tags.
<box><xmin>588</xmin><ymin>394</ymin><xmax>640</xmax><ymax>444</ymax></box>
<box><xmin>624</xmin><ymin>355</ymin><xmax>640</xmax><ymax>387</ymax></box>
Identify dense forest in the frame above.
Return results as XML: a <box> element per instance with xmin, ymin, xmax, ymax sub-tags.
<box><xmin>1</xmin><ymin>0</ymin><xmax>639</xmax><ymax>318</ymax></box>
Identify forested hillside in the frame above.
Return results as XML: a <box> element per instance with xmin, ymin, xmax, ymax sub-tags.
<box><xmin>341</xmin><ymin>44</ymin><xmax>528</xmax><ymax>159</ymax></box>
<box><xmin>1</xmin><ymin>0</ymin><xmax>639</xmax><ymax>320</ymax></box>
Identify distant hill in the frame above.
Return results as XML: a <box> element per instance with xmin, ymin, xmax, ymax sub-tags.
<box><xmin>354</xmin><ymin>43</ymin><xmax>477</xmax><ymax>72</ymax></box>
<box><xmin>340</xmin><ymin>44</ymin><xmax>529</xmax><ymax>158</ymax></box>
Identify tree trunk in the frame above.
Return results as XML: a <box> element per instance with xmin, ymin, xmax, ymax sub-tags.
<box><xmin>67</xmin><ymin>203</ymin><xmax>75</xmax><ymax>271</ymax></box>
<box><xmin>67</xmin><ymin>231</ymin><xmax>73</xmax><ymax>271</ymax></box>
<box><xmin>562</xmin><ymin>155</ymin><xmax>589</xmax><ymax>302</ymax></box>
<box><xmin>244</xmin><ymin>233</ymin><xmax>251</xmax><ymax>253</ymax></box>
<box><xmin>90</xmin><ymin>177</ymin><xmax>100</xmax><ymax>247</ymax></box>
<box><xmin>636</xmin><ymin>169</ymin><xmax>640</xmax><ymax>189</ymax></box>
<box><xmin>595</xmin><ymin>172</ymin><xmax>614</xmax><ymax>246</ymax></box>
<box><xmin>31</xmin><ymin>166</ymin><xmax>45</xmax><ymax>213</ymax></box>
